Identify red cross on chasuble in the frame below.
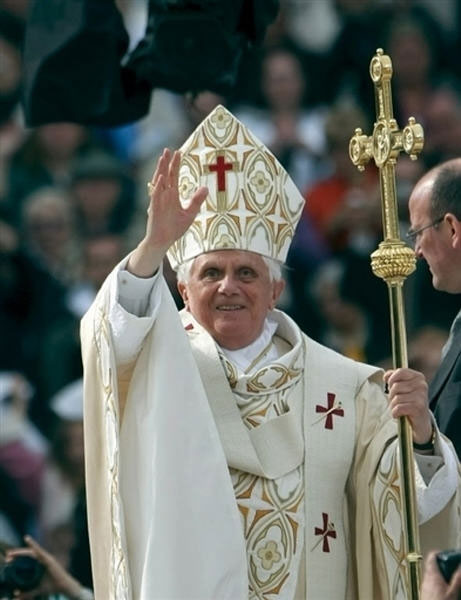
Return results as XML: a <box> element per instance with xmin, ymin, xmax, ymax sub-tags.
<box><xmin>315</xmin><ymin>393</ymin><xmax>344</xmax><ymax>430</ymax></box>
<box><xmin>314</xmin><ymin>512</ymin><xmax>337</xmax><ymax>553</ymax></box>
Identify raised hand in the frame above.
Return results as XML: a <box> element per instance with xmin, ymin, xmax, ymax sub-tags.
<box><xmin>145</xmin><ymin>148</ymin><xmax>208</xmax><ymax>251</ymax></box>
<box><xmin>128</xmin><ymin>148</ymin><xmax>208</xmax><ymax>277</ymax></box>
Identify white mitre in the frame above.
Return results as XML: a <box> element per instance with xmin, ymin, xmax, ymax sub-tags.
<box><xmin>167</xmin><ymin>104</ymin><xmax>305</xmax><ymax>270</ymax></box>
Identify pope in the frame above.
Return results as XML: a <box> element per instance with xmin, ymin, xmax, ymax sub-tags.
<box><xmin>81</xmin><ymin>106</ymin><xmax>460</xmax><ymax>600</ymax></box>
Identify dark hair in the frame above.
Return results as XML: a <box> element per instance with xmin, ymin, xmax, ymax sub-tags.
<box><xmin>431</xmin><ymin>166</ymin><xmax>461</xmax><ymax>220</ymax></box>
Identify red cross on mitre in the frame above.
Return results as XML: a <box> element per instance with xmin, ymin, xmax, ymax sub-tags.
<box><xmin>206</xmin><ymin>153</ymin><xmax>234</xmax><ymax>192</ymax></box>
<box><xmin>315</xmin><ymin>393</ymin><xmax>344</xmax><ymax>430</ymax></box>
<box><xmin>314</xmin><ymin>512</ymin><xmax>336</xmax><ymax>553</ymax></box>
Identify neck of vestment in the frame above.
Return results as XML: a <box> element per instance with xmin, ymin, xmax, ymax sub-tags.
<box><xmin>181</xmin><ymin>309</ymin><xmax>305</xmax><ymax>479</ymax></box>
<box><xmin>218</xmin><ymin>316</ymin><xmax>279</xmax><ymax>375</ymax></box>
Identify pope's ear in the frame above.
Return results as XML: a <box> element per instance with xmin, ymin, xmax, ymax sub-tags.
<box><xmin>177</xmin><ymin>281</ymin><xmax>189</xmax><ymax>306</ymax></box>
<box><xmin>270</xmin><ymin>279</ymin><xmax>285</xmax><ymax>310</ymax></box>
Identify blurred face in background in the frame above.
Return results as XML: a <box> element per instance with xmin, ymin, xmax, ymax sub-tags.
<box><xmin>72</xmin><ymin>176</ymin><xmax>121</xmax><ymax>228</ymax></box>
<box><xmin>83</xmin><ymin>235</ymin><xmax>124</xmax><ymax>289</ymax></box>
<box><xmin>424</xmin><ymin>89</ymin><xmax>461</xmax><ymax>159</ymax></box>
<box><xmin>316</xmin><ymin>277</ymin><xmax>365</xmax><ymax>334</ymax></box>
<box><xmin>187</xmin><ymin>91</ymin><xmax>224</xmax><ymax>126</ymax></box>
<box><xmin>262</xmin><ymin>50</ymin><xmax>305</xmax><ymax>112</ymax></box>
<box><xmin>389</xmin><ymin>25</ymin><xmax>431</xmax><ymax>86</ymax></box>
<box><xmin>24</xmin><ymin>190</ymin><xmax>73</xmax><ymax>263</ymax></box>
<box><xmin>36</xmin><ymin>123</ymin><xmax>87</xmax><ymax>163</ymax></box>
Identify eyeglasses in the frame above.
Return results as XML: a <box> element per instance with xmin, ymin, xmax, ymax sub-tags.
<box><xmin>406</xmin><ymin>216</ymin><xmax>444</xmax><ymax>244</ymax></box>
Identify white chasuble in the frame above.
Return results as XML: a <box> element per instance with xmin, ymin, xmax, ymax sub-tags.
<box><xmin>81</xmin><ymin>267</ymin><xmax>461</xmax><ymax>600</ymax></box>
<box><xmin>184</xmin><ymin>311</ymin><xmax>306</xmax><ymax>600</ymax></box>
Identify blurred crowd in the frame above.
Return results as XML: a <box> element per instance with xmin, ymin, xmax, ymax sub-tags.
<box><xmin>1</xmin><ymin>0</ymin><xmax>461</xmax><ymax>591</ymax></box>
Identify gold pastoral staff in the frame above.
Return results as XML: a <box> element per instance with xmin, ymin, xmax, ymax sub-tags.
<box><xmin>349</xmin><ymin>48</ymin><xmax>424</xmax><ymax>600</ymax></box>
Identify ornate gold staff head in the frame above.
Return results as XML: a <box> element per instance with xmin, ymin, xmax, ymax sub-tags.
<box><xmin>348</xmin><ymin>48</ymin><xmax>425</xmax><ymax>285</ymax></box>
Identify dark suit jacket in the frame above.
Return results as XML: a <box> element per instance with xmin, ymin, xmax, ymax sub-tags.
<box><xmin>429</xmin><ymin>322</ymin><xmax>461</xmax><ymax>459</ymax></box>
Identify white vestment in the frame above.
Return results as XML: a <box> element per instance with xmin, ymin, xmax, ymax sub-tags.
<box><xmin>81</xmin><ymin>262</ymin><xmax>461</xmax><ymax>600</ymax></box>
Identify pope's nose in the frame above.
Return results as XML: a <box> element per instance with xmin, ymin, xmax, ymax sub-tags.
<box><xmin>218</xmin><ymin>274</ymin><xmax>239</xmax><ymax>294</ymax></box>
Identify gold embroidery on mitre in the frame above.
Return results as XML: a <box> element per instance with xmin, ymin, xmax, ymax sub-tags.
<box><xmin>167</xmin><ymin>105</ymin><xmax>305</xmax><ymax>269</ymax></box>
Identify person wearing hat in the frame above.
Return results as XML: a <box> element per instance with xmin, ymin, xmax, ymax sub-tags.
<box><xmin>70</xmin><ymin>149</ymin><xmax>135</xmax><ymax>239</ymax></box>
<box><xmin>81</xmin><ymin>106</ymin><xmax>460</xmax><ymax>600</ymax></box>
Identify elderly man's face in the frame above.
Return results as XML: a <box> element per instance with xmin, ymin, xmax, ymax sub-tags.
<box><xmin>177</xmin><ymin>250</ymin><xmax>284</xmax><ymax>350</ymax></box>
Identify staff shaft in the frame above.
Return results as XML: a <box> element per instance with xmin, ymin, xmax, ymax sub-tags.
<box><xmin>349</xmin><ymin>48</ymin><xmax>424</xmax><ymax>600</ymax></box>
<box><xmin>388</xmin><ymin>282</ymin><xmax>422</xmax><ymax>597</ymax></box>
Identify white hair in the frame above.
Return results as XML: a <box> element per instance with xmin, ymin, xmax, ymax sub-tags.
<box><xmin>176</xmin><ymin>253</ymin><xmax>283</xmax><ymax>283</ymax></box>
<box><xmin>263</xmin><ymin>256</ymin><xmax>283</xmax><ymax>282</ymax></box>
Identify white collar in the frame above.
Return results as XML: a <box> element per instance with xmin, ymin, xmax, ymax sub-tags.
<box><xmin>219</xmin><ymin>316</ymin><xmax>278</xmax><ymax>374</ymax></box>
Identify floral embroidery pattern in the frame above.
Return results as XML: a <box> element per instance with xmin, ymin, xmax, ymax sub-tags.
<box><xmin>250</xmin><ymin>170</ymin><xmax>271</xmax><ymax>193</ymax></box>
<box><xmin>257</xmin><ymin>541</ymin><xmax>282</xmax><ymax>570</ymax></box>
<box><xmin>210</xmin><ymin>105</ymin><xmax>232</xmax><ymax>129</ymax></box>
<box><xmin>231</xmin><ymin>467</ymin><xmax>304</xmax><ymax>599</ymax></box>
<box><xmin>179</xmin><ymin>175</ymin><xmax>195</xmax><ymax>200</ymax></box>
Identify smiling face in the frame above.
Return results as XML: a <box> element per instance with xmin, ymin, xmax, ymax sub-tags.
<box><xmin>177</xmin><ymin>250</ymin><xmax>285</xmax><ymax>350</ymax></box>
<box><xmin>409</xmin><ymin>177</ymin><xmax>461</xmax><ymax>293</ymax></box>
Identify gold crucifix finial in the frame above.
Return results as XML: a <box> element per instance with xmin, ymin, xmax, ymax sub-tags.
<box><xmin>349</xmin><ymin>48</ymin><xmax>424</xmax><ymax>600</ymax></box>
<box><xmin>350</xmin><ymin>48</ymin><xmax>424</xmax><ymax>171</ymax></box>
<box><xmin>349</xmin><ymin>48</ymin><xmax>424</xmax><ymax>283</ymax></box>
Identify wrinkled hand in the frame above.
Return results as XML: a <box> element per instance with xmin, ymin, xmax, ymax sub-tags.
<box><xmin>383</xmin><ymin>368</ymin><xmax>433</xmax><ymax>445</ymax></box>
<box><xmin>5</xmin><ymin>535</ymin><xmax>84</xmax><ymax>600</ymax></box>
<box><xmin>421</xmin><ymin>551</ymin><xmax>461</xmax><ymax>600</ymax></box>
<box><xmin>145</xmin><ymin>148</ymin><xmax>208</xmax><ymax>252</ymax></box>
<box><xmin>127</xmin><ymin>148</ymin><xmax>208</xmax><ymax>277</ymax></box>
